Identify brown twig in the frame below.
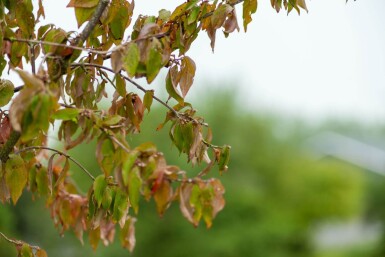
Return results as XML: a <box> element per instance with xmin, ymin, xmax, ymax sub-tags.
<box><xmin>72</xmin><ymin>0</ymin><xmax>110</xmax><ymax>46</ymax></box>
<box><xmin>15</xmin><ymin>146</ymin><xmax>95</xmax><ymax>181</ymax></box>
<box><xmin>0</xmin><ymin>131</ymin><xmax>21</xmax><ymax>162</ymax></box>
<box><xmin>0</xmin><ymin>231</ymin><xmax>40</xmax><ymax>250</ymax></box>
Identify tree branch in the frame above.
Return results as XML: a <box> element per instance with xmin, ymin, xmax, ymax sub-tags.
<box><xmin>0</xmin><ymin>131</ymin><xmax>21</xmax><ymax>163</ymax></box>
<box><xmin>5</xmin><ymin>38</ymin><xmax>110</xmax><ymax>55</ymax></box>
<box><xmin>72</xmin><ymin>0</ymin><xmax>110</xmax><ymax>46</ymax></box>
<box><xmin>15</xmin><ymin>146</ymin><xmax>95</xmax><ymax>181</ymax></box>
<box><xmin>0</xmin><ymin>231</ymin><xmax>40</xmax><ymax>250</ymax></box>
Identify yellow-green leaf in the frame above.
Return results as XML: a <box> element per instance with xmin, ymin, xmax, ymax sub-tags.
<box><xmin>146</xmin><ymin>47</ymin><xmax>162</xmax><ymax>83</ymax></box>
<box><xmin>218</xmin><ymin>145</ymin><xmax>231</xmax><ymax>174</ymax></box>
<box><xmin>52</xmin><ymin>108</ymin><xmax>80</xmax><ymax>121</ymax></box>
<box><xmin>93</xmin><ymin>175</ymin><xmax>107</xmax><ymax>207</ymax></box>
<box><xmin>243</xmin><ymin>0</ymin><xmax>258</xmax><ymax>32</ymax></box>
<box><xmin>20</xmin><ymin>243</ymin><xmax>33</xmax><ymax>257</ymax></box>
<box><xmin>115</xmin><ymin>75</ymin><xmax>126</xmax><ymax>97</ymax></box>
<box><xmin>5</xmin><ymin>154</ymin><xmax>27</xmax><ymax>204</ymax></box>
<box><xmin>74</xmin><ymin>7</ymin><xmax>96</xmax><ymax>28</ymax></box>
<box><xmin>122</xmin><ymin>151</ymin><xmax>139</xmax><ymax>186</ymax></box>
<box><xmin>128</xmin><ymin>166</ymin><xmax>142</xmax><ymax>214</ymax></box>
<box><xmin>67</xmin><ymin>0</ymin><xmax>99</xmax><ymax>8</ymax></box>
<box><xmin>112</xmin><ymin>187</ymin><xmax>129</xmax><ymax>224</ymax></box>
<box><xmin>122</xmin><ymin>43</ymin><xmax>139</xmax><ymax>78</ymax></box>
<box><xmin>0</xmin><ymin>79</ymin><xmax>14</xmax><ymax>107</ymax></box>
<box><xmin>143</xmin><ymin>90</ymin><xmax>154</xmax><ymax>113</ymax></box>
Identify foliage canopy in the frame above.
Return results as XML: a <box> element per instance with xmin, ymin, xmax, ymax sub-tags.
<box><xmin>0</xmin><ymin>0</ymin><xmax>311</xmax><ymax>255</ymax></box>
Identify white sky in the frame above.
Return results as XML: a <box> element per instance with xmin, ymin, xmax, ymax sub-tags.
<box><xmin>39</xmin><ymin>0</ymin><xmax>385</xmax><ymax>123</ymax></box>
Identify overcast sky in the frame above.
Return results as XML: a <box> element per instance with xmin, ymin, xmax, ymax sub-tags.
<box><xmin>40</xmin><ymin>0</ymin><xmax>385</xmax><ymax>123</ymax></box>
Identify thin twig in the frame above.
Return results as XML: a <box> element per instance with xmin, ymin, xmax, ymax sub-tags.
<box><xmin>73</xmin><ymin>0</ymin><xmax>110</xmax><ymax>46</ymax></box>
<box><xmin>15</xmin><ymin>146</ymin><xmax>95</xmax><ymax>181</ymax></box>
<box><xmin>0</xmin><ymin>231</ymin><xmax>40</xmax><ymax>250</ymax></box>
<box><xmin>6</xmin><ymin>38</ymin><xmax>110</xmax><ymax>55</ymax></box>
<box><xmin>30</xmin><ymin>44</ymin><xmax>36</xmax><ymax>75</ymax></box>
<box><xmin>13</xmin><ymin>85</ymin><xmax>24</xmax><ymax>93</ymax></box>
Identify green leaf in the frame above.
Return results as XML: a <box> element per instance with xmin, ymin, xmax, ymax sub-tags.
<box><xmin>74</xmin><ymin>6</ymin><xmax>96</xmax><ymax>28</ymax></box>
<box><xmin>15</xmin><ymin>4</ymin><xmax>34</xmax><ymax>37</ymax></box>
<box><xmin>143</xmin><ymin>90</ymin><xmax>154</xmax><ymax>113</ymax></box>
<box><xmin>41</xmin><ymin>28</ymin><xmax>68</xmax><ymax>54</ymax></box>
<box><xmin>88</xmin><ymin>192</ymin><xmax>96</xmax><ymax>219</ymax></box>
<box><xmin>109</xmin><ymin>0</ymin><xmax>132</xmax><ymax>40</ymax></box>
<box><xmin>170</xmin><ymin>122</ymin><xmax>184</xmax><ymax>153</ymax></box>
<box><xmin>158</xmin><ymin>9</ymin><xmax>171</xmax><ymax>21</ymax></box>
<box><xmin>0</xmin><ymin>79</ymin><xmax>14</xmax><ymax>107</ymax></box>
<box><xmin>243</xmin><ymin>0</ymin><xmax>258</xmax><ymax>32</ymax></box>
<box><xmin>93</xmin><ymin>175</ymin><xmax>107</xmax><ymax>207</ymax></box>
<box><xmin>122</xmin><ymin>43</ymin><xmax>139</xmax><ymax>78</ymax></box>
<box><xmin>36</xmin><ymin>166</ymin><xmax>49</xmax><ymax>196</ymax></box>
<box><xmin>99</xmin><ymin>139</ymin><xmax>115</xmax><ymax>176</ymax></box>
<box><xmin>202</xmin><ymin>188</ymin><xmax>214</xmax><ymax>228</ymax></box>
<box><xmin>20</xmin><ymin>243</ymin><xmax>33</xmax><ymax>257</ymax></box>
<box><xmin>102</xmin><ymin>115</ymin><xmax>123</xmax><ymax>126</ymax></box>
<box><xmin>128</xmin><ymin>166</ymin><xmax>142</xmax><ymax>214</ymax></box>
<box><xmin>115</xmin><ymin>75</ymin><xmax>126</xmax><ymax>97</ymax></box>
<box><xmin>218</xmin><ymin>145</ymin><xmax>231</xmax><ymax>174</ymax></box>
<box><xmin>21</xmin><ymin>93</ymin><xmax>55</xmax><ymax>142</ymax></box>
<box><xmin>187</xmin><ymin>6</ymin><xmax>200</xmax><ymax>25</ymax></box>
<box><xmin>146</xmin><ymin>47</ymin><xmax>163</xmax><ymax>83</ymax></box>
<box><xmin>102</xmin><ymin>186</ymin><xmax>113</xmax><ymax>209</ymax></box>
<box><xmin>181</xmin><ymin>122</ymin><xmax>194</xmax><ymax>153</ymax></box>
<box><xmin>190</xmin><ymin>184</ymin><xmax>203</xmax><ymax>226</ymax></box>
<box><xmin>170</xmin><ymin>2</ymin><xmax>188</xmax><ymax>21</ymax></box>
<box><xmin>52</xmin><ymin>108</ymin><xmax>80</xmax><ymax>121</ymax></box>
<box><xmin>112</xmin><ymin>187</ymin><xmax>129</xmax><ymax>224</ymax></box>
<box><xmin>122</xmin><ymin>151</ymin><xmax>139</xmax><ymax>186</ymax></box>
<box><xmin>5</xmin><ymin>154</ymin><xmax>27</xmax><ymax>205</ymax></box>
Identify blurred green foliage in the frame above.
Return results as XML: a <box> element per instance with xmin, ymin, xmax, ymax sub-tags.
<box><xmin>0</xmin><ymin>92</ymin><xmax>369</xmax><ymax>257</ymax></box>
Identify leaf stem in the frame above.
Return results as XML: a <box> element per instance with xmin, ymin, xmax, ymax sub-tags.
<box><xmin>15</xmin><ymin>146</ymin><xmax>95</xmax><ymax>181</ymax></box>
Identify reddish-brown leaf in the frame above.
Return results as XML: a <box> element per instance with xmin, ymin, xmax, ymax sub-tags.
<box><xmin>120</xmin><ymin>216</ymin><xmax>137</xmax><ymax>252</ymax></box>
<box><xmin>153</xmin><ymin>179</ymin><xmax>173</xmax><ymax>217</ymax></box>
<box><xmin>179</xmin><ymin>56</ymin><xmax>196</xmax><ymax>98</ymax></box>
